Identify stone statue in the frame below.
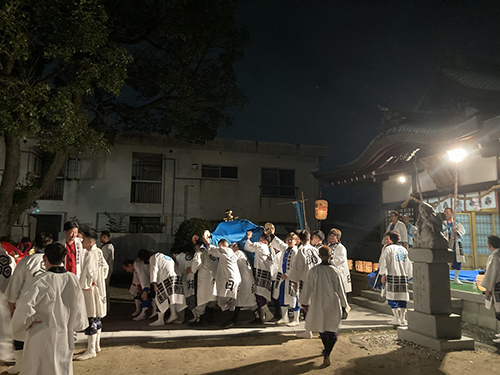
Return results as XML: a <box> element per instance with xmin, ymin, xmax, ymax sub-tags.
<box><xmin>413</xmin><ymin>202</ymin><xmax>448</xmax><ymax>249</ymax></box>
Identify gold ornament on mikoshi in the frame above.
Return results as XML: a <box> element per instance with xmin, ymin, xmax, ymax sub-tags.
<box><xmin>315</xmin><ymin>199</ymin><xmax>328</xmax><ymax>220</ymax></box>
<box><xmin>263</xmin><ymin>222</ymin><xmax>275</xmax><ymax>235</ymax></box>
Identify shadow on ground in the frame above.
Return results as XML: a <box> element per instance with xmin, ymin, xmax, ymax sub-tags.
<box><xmin>203</xmin><ymin>355</ymin><xmax>320</xmax><ymax>375</ymax></box>
<box><xmin>139</xmin><ymin>335</ymin><xmax>297</xmax><ymax>350</ymax></box>
<box><xmin>102</xmin><ymin>299</ymin><xmax>278</xmax><ymax>332</ymax></box>
<box><xmin>338</xmin><ymin>344</ymin><xmax>446</xmax><ymax>374</ymax></box>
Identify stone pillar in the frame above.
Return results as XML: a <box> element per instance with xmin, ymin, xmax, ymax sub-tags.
<box><xmin>397</xmin><ymin>247</ymin><xmax>475</xmax><ymax>351</ymax></box>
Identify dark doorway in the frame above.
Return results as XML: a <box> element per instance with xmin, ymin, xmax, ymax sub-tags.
<box><xmin>30</xmin><ymin>214</ymin><xmax>62</xmax><ymax>242</ymax></box>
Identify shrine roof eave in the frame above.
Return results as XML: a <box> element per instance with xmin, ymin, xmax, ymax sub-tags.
<box><xmin>314</xmin><ymin>116</ymin><xmax>483</xmax><ymax>184</ymax></box>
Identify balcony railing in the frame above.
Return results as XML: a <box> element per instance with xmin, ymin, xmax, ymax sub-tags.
<box><xmin>130</xmin><ymin>180</ymin><xmax>162</xmax><ymax>203</ymax></box>
<box><xmin>95</xmin><ymin>212</ymin><xmax>165</xmax><ymax>234</ymax></box>
<box><xmin>260</xmin><ymin>185</ymin><xmax>297</xmax><ymax>198</ymax></box>
<box><xmin>39</xmin><ymin>178</ymin><xmax>64</xmax><ymax>201</ymax></box>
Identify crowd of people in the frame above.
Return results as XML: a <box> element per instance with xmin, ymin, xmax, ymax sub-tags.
<box><xmin>121</xmin><ymin>226</ymin><xmax>352</xmax><ymax>366</ymax></box>
<box><xmin>0</xmin><ymin>220</ymin><xmax>354</xmax><ymax>370</ymax></box>
<box><xmin>0</xmin><ymin>223</ymin><xmax>115</xmax><ymax>374</ymax></box>
<box><xmin>0</xmin><ymin>208</ymin><xmax>499</xmax><ymax>372</ymax></box>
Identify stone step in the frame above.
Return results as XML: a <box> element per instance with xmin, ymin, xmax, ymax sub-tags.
<box><xmin>358</xmin><ymin>290</ymin><xmax>462</xmax><ymax>315</ymax></box>
<box><xmin>360</xmin><ymin>289</ymin><xmax>415</xmax><ymax>305</ymax></box>
<box><xmin>361</xmin><ymin>289</ymin><xmax>389</xmax><ymax>303</ymax></box>
<box><xmin>351</xmin><ymin>296</ymin><xmax>409</xmax><ymax>315</ymax></box>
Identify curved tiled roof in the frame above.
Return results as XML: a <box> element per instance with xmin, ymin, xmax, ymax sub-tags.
<box><xmin>376</xmin><ymin>121</ymin><xmax>459</xmax><ymax>139</ymax></box>
<box><xmin>314</xmin><ymin>116</ymin><xmax>481</xmax><ymax>183</ymax></box>
<box><xmin>443</xmin><ymin>68</ymin><xmax>500</xmax><ymax>91</ymax></box>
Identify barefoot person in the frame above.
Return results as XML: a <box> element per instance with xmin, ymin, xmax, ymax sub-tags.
<box><xmin>299</xmin><ymin>245</ymin><xmax>350</xmax><ymax>367</ymax></box>
<box><xmin>11</xmin><ymin>243</ymin><xmax>87</xmax><ymax>375</ymax></box>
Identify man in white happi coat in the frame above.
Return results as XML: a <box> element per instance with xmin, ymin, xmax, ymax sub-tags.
<box><xmin>0</xmin><ymin>242</ymin><xmax>16</xmax><ymax>294</ymax></box>
<box><xmin>190</xmin><ymin>239</ymin><xmax>218</xmax><ymax>326</ymax></box>
<box><xmin>402</xmin><ymin>215</ymin><xmax>418</xmax><ymax>248</ymax></box>
<box><xmin>231</xmin><ymin>243</ymin><xmax>259</xmax><ymax>324</ymax></box>
<box><xmin>288</xmin><ymin>230</ymin><xmax>321</xmax><ymax>336</ymax></box>
<box><xmin>201</xmin><ymin>234</ymin><xmax>241</xmax><ymax>328</ymax></box>
<box><xmin>59</xmin><ymin>221</ymin><xmax>86</xmax><ymax>278</ymax></box>
<box><xmin>481</xmin><ymin>235</ymin><xmax>500</xmax><ymax>344</ymax></box>
<box><xmin>244</xmin><ymin>231</ymin><xmax>275</xmax><ymax>322</ymax></box>
<box><xmin>148</xmin><ymin>250</ymin><xmax>186</xmax><ymax>326</ymax></box>
<box><xmin>132</xmin><ymin>253</ymin><xmax>155</xmax><ymax>321</ymax></box>
<box><xmin>4</xmin><ymin>233</ymin><xmax>52</xmax><ymax>374</ymax></box>
<box><xmin>441</xmin><ymin>207</ymin><xmax>467</xmax><ymax>284</ymax></box>
<box><xmin>311</xmin><ymin>230</ymin><xmax>325</xmax><ymax>249</ymax></box>
<box><xmin>379</xmin><ymin>232</ymin><xmax>413</xmax><ymax>326</ymax></box>
<box><xmin>288</xmin><ymin>231</ymin><xmax>321</xmax><ymax>294</ymax></box>
<box><xmin>371</xmin><ymin>232</ymin><xmax>394</xmax><ymax>291</ymax></box>
<box><xmin>383</xmin><ymin>210</ymin><xmax>408</xmax><ymax>248</ymax></box>
<box><xmin>100</xmin><ymin>231</ymin><xmax>115</xmax><ymax>310</ymax></box>
<box><xmin>76</xmin><ymin>230</ymin><xmax>109</xmax><ymax>361</ymax></box>
<box><xmin>11</xmin><ymin>243</ymin><xmax>87</xmax><ymax>375</ymax></box>
<box><xmin>269</xmin><ymin>231</ymin><xmax>299</xmax><ymax>326</ymax></box>
<box><xmin>122</xmin><ymin>259</ymin><xmax>144</xmax><ymax>318</ymax></box>
<box><xmin>172</xmin><ymin>250</ymin><xmax>196</xmax><ymax>316</ymax></box>
<box><xmin>299</xmin><ymin>245</ymin><xmax>350</xmax><ymax>367</ymax></box>
<box><xmin>0</xmin><ymin>291</ymin><xmax>12</xmax><ymax>364</ymax></box>
<box><xmin>327</xmin><ymin>228</ymin><xmax>352</xmax><ymax>295</ymax></box>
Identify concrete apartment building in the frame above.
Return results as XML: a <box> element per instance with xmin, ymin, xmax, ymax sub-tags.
<box><xmin>2</xmin><ymin>132</ymin><xmax>329</xmax><ymax>261</ymax></box>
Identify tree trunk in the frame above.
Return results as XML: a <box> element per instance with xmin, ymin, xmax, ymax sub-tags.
<box><xmin>0</xmin><ymin>132</ymin><xmax>69</xmax><ymax>237</ymax></box>
<box><xmin>0</xmin><ymin>133</ymin><xmax>21</xmax><ymax>237</ymax></box>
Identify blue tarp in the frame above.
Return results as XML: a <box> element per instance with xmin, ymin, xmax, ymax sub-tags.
<box><xmin>367</xmin><ymin>270</ymin><xmax>382</xmax><ymax>290</ymax></box>
<box><xmin>450</xmin><ymin>270</ymin><xmax>484</xmax><ymax>282</ymax></box>
<box><xmin>210</xmin><ymin>219</ymin><xmax>264</xmax><ymax>265</ymax></box>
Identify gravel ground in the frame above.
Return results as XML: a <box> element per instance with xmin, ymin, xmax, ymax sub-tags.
<box><xmin>2</xmin><ymin>329</ymin><xmax>498</xmax><ymax>374</ymax></box>
<box><xmin>461</xmin><ymin>321</ymin><xmax>499</xmax><ymax>347</ymax></box>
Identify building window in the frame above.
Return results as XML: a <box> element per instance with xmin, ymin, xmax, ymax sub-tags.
<box><xmin>31</xmin><ymin>148</ymin><xmax>65</xmax><ymax>201</ymax></box>
<box><xmin>39</xmin><ymin>177</ymin><xmax>65</xmax><ymax>201</ymax></box>
<box><xmin>201</xmin><ymin>165</ymin><xmax>238</xmax><ymax>179</ymax></box>
<box><xmin>129</xmin><ymin>216</ymin><xmax>164</xmax><ymax>233</ymax></box>
<box><xmin>130</xmin><ymin>153</ymin><xmax>163</xmax><ymax>204</ymax></box>
<box><xmin>260</xmin><ymin>168</ymin><xmax>296</xmax><ymax>198</ymax></box>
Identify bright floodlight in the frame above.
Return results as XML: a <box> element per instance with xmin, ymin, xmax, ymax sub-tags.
<box><xmin>447</xmin><ymin>148</ymin><xmax>467</xmax><ymax>163</ymax></box>
<box><xmin>398</xmin><ymin>176</ymin><xmax>407</xmax><ymax>183</ymax></box>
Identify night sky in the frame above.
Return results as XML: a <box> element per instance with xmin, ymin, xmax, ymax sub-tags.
<box><xmin>218</xmin><ymin>0</ymin><xmax>500</xmax><ymax>172</ymax></box>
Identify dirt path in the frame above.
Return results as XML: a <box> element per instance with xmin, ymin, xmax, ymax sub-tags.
<box><xmin>3</xmin><ymin>331</ymin><xmax>496</xmax><ymax>375</ymax></box>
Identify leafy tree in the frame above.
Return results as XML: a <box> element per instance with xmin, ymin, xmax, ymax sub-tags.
<box><xmin>172</xmin><ymin>217</ymin><xmax>212</xmax><ymax>253</ymax></box>
<box><xmin>0</xmin><ymin>0</ymin><xmax>247</xmax><ymax>236</ymax></box>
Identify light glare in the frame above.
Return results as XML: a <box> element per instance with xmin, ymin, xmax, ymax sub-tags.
<box><xmin>398</xmin><ymin>176</ymin><xmax>407</xmax><ymax>184</ymax></box>
<box><xmin>447</xmin><ymin>148</ymin><xmax>467</xmax><ymax>163</ymax></box>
